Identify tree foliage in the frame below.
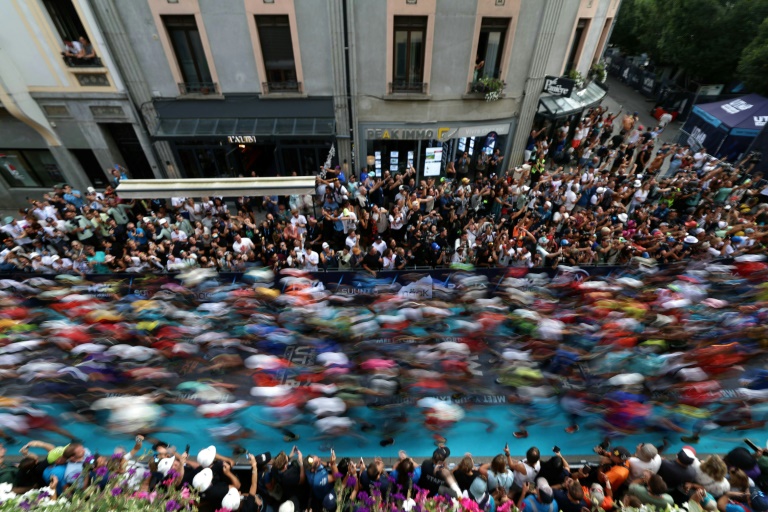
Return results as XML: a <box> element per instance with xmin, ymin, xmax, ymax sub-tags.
<box><xmin>611</xmin><ymin>0</ymin><xmax>768</xmax><ymax>86</ymax></box>
<box><xmin>738</xmin><ymin>17</ymin><xmax>768</xmax><ymax>95</ymax></box>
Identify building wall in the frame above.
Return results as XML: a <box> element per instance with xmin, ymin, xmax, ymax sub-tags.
<box><xmin>0</xmin><ymin>0</ymin><xmax>158</xmax><ymax>210</ymax></box>
<box><xmin>198</xmin><ymin>0</ymin><xmax>257</xmax><ymax>94</ymax></box>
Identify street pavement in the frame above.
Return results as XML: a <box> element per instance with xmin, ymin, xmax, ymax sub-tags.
<box><xmin>601</xmin><ymin>76</ymin><xmax>681</xmax><ymax>145</ymax></box>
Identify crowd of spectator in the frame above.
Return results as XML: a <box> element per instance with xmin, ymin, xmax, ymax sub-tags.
<box><xmin>1</xmin><ymin>107</ymin><xmax>767</xmax><ymax>275</ymax></box>
<box><xmin>2</xmin><ymin>435</ymin><xmax>768</xmax><ymax>512</ymax></box>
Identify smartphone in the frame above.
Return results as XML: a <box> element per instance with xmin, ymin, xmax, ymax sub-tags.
<box><xmin>184</xmin><ymin>444</ymin><xmax>190</xmax><ymax>455</ymax></box>
<box><xmin>553</xmin><ymin>446</ymin><xmax>561</xmax><ymax>453</ymax></box>
<box><xmin>745</xmin><ymin>439</ymin><xmax>760</xmax><ymax>452</ymax></box>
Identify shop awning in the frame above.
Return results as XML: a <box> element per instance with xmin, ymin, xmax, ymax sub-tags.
<box><xmin>115</xmin><ymin>177</ymin><xmax>316</xmax><ymax>199</ymax></box>
<box><xmin>152</xmin><ymin>117</ymin><xmax>336</xmax><ymax>138</ymax></box>
<box><xmin>538</xmin><ymin>81</ymin><xmax>608</xmax><ymax>119</ymax></box>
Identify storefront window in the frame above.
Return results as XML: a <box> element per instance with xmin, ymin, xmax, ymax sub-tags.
<box><xmin>0</xmin><ymin>150</ymin><xmax>60</xmax><ymax>188</ymax></box>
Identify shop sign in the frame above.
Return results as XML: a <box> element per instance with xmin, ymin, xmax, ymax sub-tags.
<box><xmin>543</xmin><ymin>76</ymin><xmax>575</xmax><ymax>97</ymax></box>
<box><xmin>227</xmin><ymin>135</ymin><xmax>257</xmax><ymax>143</ymax></box>
<box><xmin>366</xmin><ymin>123</ymin><xmax>511</xmax><ymax>141</ymax></box>
<box><xmin>365</xmin><ymin>128</ymin><xmax>435</xmax><ymax>140</ymax></box>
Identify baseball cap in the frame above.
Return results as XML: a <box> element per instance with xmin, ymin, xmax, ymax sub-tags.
<box><xmin>3</xmin><ymin>216</ymin><xmax>14</xmax><ymax>224</ymax></box>
<box><xmin>157</xmin><ymin>457</ymin><xmax>174</xmax><ymax>476</ymax></box>
<box><xmin>537</xmin><ymin>477</ymin><xmax>554</xmax><ymax>504</ymax></box>
<box><xmin>322</xmin><ymin>242</ymin><xmax>329</xmax><ymax>249</ymax></box>
<box><xmin>611</xmin><ymin>446</ymin><xmax>631</xmax><ymax>460</ymax></box>
<box><xmin>197</xmin><ymin>445</ymin><xmax>216</xmax><ymax>468</ymax></box>
<box><xmin>433</xmin><ymin>446</ymin><xmax>450</xmax><ymax>461</ymax></box>
<box><xmin>47</xmin><ymin>445</ymin><xmax>67</xmax><ymax>464</ymax></box>
<box><xmin>192</xmin><ymin>467</ymin><xmax>213</xmax><ymax>492</ymax></box>
<box><xmin>678</xmin><ymin>447</ymin><xmax>696</xmax><ymax>465</ymax></box>
<box><xmin>221</xmin><ymin>487</ymin><xmax>240</xmax><ymax>510</ymax></box>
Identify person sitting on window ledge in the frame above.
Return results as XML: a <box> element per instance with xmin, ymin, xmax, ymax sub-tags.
<box><xmin>76</xmin><ymin>36</ymin><xmax>97</xmax><ymax>64</ymax></box>
<box><xmin>61</xmin><ymin>39</ymin><xmax>83</xmax><ymax>64</ymax></box>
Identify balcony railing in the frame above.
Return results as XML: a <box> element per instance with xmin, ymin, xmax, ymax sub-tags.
<box><xmin>262</xmin><ymin>81</ymin><xmax>303</xmax><ymax>94</ymax></box>
<box><xmin>62</xmin><ymin>55</ymin><xmax>103</xmax><ymax>68</ymax></box>
<box><xmin>388</xmin><ymin>81</ymin><xmax>428</xmax><ymax>94</ymax></box>
<box><xmin>178</xmin><ymin>82</ymin><xmax>220</xmax><ymax>95</ymax></box>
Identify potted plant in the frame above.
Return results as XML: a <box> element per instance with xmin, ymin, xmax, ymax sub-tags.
<box><xmin>478</xmin><ymin>76</ymin><xmax>506</xmax><ymax>102</ymax></box>
<box><xmin>589</xmin><ymin>61</ymin><xmax>607</xmax><ymax>83</ymax></box>
<box><xmin>567</xmin><ymin>69</ymin><xmax>585</xmax><ymax>89</ymax></box>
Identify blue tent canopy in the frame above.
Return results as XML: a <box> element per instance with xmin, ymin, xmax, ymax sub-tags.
<box><xmin>679</xmin><ymin>94</ymin><xmax>768</xmax><ymax>159</ymax></box>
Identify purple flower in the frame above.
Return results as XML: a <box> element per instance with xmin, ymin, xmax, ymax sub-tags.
<box><xmin>167</xmin><ymin>469</ymin><xmax>180</xmax><ymax>481</ymax></box>
<box><xmin>392</xmin><ymin>493</ymin><xmax>405</xmax><ymax>502</ymax></box>
<box><xmin>72</xmin><ymin>472</ymin><xmax>82</xmax><ymax>480</ymax></box>
<box><xmin>345</xmin><ymin>476</ymin><xmax>357</xmax><ymax>488</ymax></box>
<box><xmin>357</xmin><ymin>508</ymin><xmax>370</xmax><ymax>512</ymax></box>
<box><xmin>84</xmin><ymin>456</ymin><xmax>95</xmax><ymax>465</ymax></box>
<box><xmin>128</xmin><ymin>468</ymin><xmax>137</xmax><ymax>477</ymax></box>
<box><xmin>19</xmin><ymin>501</ymin><xmax>31</xmax><ymax>510</ymax></box>
<box><xmin>358</xmin><ymin>491</ymin><xmax>369</xmax><ymax>502</ymax></box>
<box><xmin>111</xmin><ymin>487</ymin><xmax>122</xmax><ymax>496</ymax></box>
<box><xmin>95</xmin><ymin>466</ymin><xmax>109</xmax><ymax>477</ymax></box>
<box><xmin>111</xmin><ymin>453</ymin><xmax>123</xmax><ymax>460</ymax></box>
<box><xmin>166</xmin><ymin>499</ymin><xmax>181</xmax><ymax>511</ymax></box>
<box><xmin>37</xmin><ymin>490</ymin><xmax>51</xmax><ymax>500</ymax></box>
<box><xmin>333</xmin><ymin>472</ymin><xmax>343</xmax><ymax>479</ymax></box>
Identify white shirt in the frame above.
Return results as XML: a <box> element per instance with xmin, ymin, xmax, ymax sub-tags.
<box><xmin>291</xmin><ymin>214</ymin><xmax>307</xmax><ymax>236</ymax></box>
<box><xmin>564</xmin><ymin>189</ymin><xmax>579</xmax><ymax>211</ymax></box>
<box><xmin>303</xmin><ymin>250</ymin><xmax>319</xmax><ymax>271</ymax></box>
<box><xmin>342</xmin><ymin>211</ymin><xmax>357</xmax><ymax>234</ymax></box>
<box><xmin>629</xmin><ymin>455</ymin><xmax>662</xmax><ymax>480</ymax></box>
<box><xmin>233</xmin><ymin>237</ymin><xmax>255</xmax><ymax>253</ymax></box>
<box><xmin>389</xmin><ymin>213</ymin><xmax>405</xmax><ymax>231</ymax></box>
<box><xmin>372</xmin><ymin>240</ymin><xmax>387</xmax><ymax>255</ymax></box>
<box><xmin>512</xmin><ymin>460</ymin><xmax>541</xmax><ymax>489</ymax></box>
<box><xmin>170</xmin><ymin>229</ymin><xmax>188</xmax><ymax>242</ymax></box>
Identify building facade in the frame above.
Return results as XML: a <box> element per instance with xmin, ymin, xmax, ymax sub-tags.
<box><xmin>0</xmin><ymin>0</ymin><xmax>621</xmax><ymax>207</ymax></box>
<box><xmin>0</xmin><ymin>0</ymin><xmax>160</xmax><ymax>210</ymax></box>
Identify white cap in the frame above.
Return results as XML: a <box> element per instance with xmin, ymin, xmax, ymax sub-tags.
<box><xmin>196</xmin><ymin>445</ymin><xmax>216</xmax><ymax>468</ymax></box>
<box><xmin>618</xmin><ymin>213</ymin><xmax>628</xmax><ymax>223</ymax></box>
<box><xmin>279</xmin><ymin>502</ymin><xmax>295</xmax><ymax>512</ymax></box>
<box><xmin>192</xmin><ymin>467</ymin><xmax>213</xmax><ymax>492</ymax></box>
<box><xmin>157</xmin><ymin>457</ymin><xmax>174</xmax><ymax>477</ymax></box>
<box><xmin>684</xmin><ymin>235</ymin><xmax>699</xmax><ymax>244</ymax></box>
<box><xmin>322</xmin><ymin>242</ymin><xmax>329</xmax><ymax>249</ymax></box>
<box><xmin>596</xmin><ymin>187</ymin><xmax>605</xmax><ymax>194</ymax></box>
<box><xmin>87</xmin><ymin>187</ymin><xmax>96</xmax><ymax>194</ymax></box>
<box><xmin>222</xmin><ymin>487</ymin><xmax>241</xmax><ymax>510</ymax></box>
<box><xmin>29</xmin><ymin>252</ymin><xmax>41</xmax><ymax>258</ymax></box>
<box><xmin>158</xmin><ymin>218</ymin><xmax>168</xmax><ymax>225</ymax></box>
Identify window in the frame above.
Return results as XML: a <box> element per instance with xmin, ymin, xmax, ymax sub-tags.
<box><xmin>42</xmin><ymin>0</ymin><xmax>86</xmax><ymax>42</ymax></box>
<box><xmin>565</xmin><ymin>18</ymin><xmax>590</xmax><ymax>74</ymax></box>
<box><xmin>162</xmin><ymin>15</ymin><xmax>214</xmax><ymax>94</ymax></box>
<box><xmin>0</xmin><ymin>150</ymin><xmax>61</xmax><ymax>188</ymax></box>
<box><xmin>43</xmin><ymin>0</ymin><xmax>101</xmax><ymax>68</ymax></box>
<box><xmin>475</xmin><ymin>18</ymin><xmax>509</xmax><ymax>81</ymax></box>
<box><xmin>392</xmin><ymin>16</ymin><xmax>427</xmax><ymax>93</ymax></box>
<box><xmin>256</xmin><ymin>15</ymin><xmax>299</xmax><ymax>92</ymax></box>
